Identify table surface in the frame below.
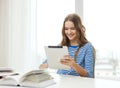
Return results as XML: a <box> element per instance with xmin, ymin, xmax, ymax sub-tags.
<box><xmin>0</xmin><ymin>73</ymin><xmax>120</xmax><ymax>88</ymax></box>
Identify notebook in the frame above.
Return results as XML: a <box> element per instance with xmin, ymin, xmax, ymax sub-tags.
<box><xmin>44</xmin><ymin>46</ymin><xmax>70</xmax><ymax>70</ymax></box>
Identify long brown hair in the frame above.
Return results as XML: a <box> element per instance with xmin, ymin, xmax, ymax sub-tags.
<box><xmin>60</xmin><ymin>13</ymin><xmax>88</xmax><ymax>60</ymax></box>
<box><xmin>61</xmin><ymin>13</ymin><xmax>88</xmax><ymax>47</ymax></box>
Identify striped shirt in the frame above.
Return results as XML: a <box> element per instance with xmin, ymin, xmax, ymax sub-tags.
<box><xmin>57</xmin><ymin>42</ymin><xmax>95</xmax><ymax>78</ymax></box>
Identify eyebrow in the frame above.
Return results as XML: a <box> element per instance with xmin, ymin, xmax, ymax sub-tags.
<box><xmin>65</xmin><ymin>27</ymin><xmax>75</xmax><ymax>29</ymax></box>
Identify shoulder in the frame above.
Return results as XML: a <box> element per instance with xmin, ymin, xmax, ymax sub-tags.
<box><xmin>79</xmin><ymin>42</ymin><xmax>95</xmax><ymax>53</ymax></box>
<box><xmin>82</xmin><ymin>42</ymin><xmax>94</xmax><ymax>49</ymax></box>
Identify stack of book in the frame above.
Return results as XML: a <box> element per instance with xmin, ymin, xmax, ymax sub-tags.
<box><xmin>0</xmin><ymin>67</ymin><xmax>13</xmax><ymax>73</ymax></box>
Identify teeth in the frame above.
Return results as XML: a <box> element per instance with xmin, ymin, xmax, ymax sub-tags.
<box><xmin>68</xmin><ymin>35</ymin><xmax>73</xmax><ymax>37</ymax></box>
<box><xmin>68</xmin><ymin>36</ymin><xmax>73</xmax><ymax>38</ymax></box>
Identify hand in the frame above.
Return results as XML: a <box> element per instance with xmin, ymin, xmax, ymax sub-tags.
<box><xmin>39</xmin><ymin>64</ymin><xmax>48</xmax><ymax>69</ymax></box>
<box><xmin>60</xmin><ymin>55</ymin><xmax>76</xmax><ymax>68</ymax></box>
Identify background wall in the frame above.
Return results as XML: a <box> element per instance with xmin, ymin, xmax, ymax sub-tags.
<box><xmin>0</xmin><ymin>0</ymin><xmax>38</xmax><ymax>72</ymax></box>
<box><xmin>1</xmin><ymin>0</ymin><xmax>120</xmax><ymax>79</ymax></box>
<box><xmin>0</xmin><ymin>0</ymin><xmax>83</xmax><ymax>72</ymax></box>
<box><xmin>0</xmin><ymin>0</ymin><xmax>9</xmax><ymax>67</ymax></box>
<box><xmin>75</xmin><ymin>0</ymin><xmax>83</xmax><ymax>20</ymax></box>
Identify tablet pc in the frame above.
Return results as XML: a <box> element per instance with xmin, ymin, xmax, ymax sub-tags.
<box><xmin>44</xmin><ymin>46</ymin><xmax>70</xmax><ymax>70</ymax></box>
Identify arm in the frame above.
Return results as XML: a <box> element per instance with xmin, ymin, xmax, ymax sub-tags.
<box><xmin>84</xmin><ymin>45</ymin><xmax>95</xmax><ymax>77</ymax></box>
<box><xmin>39</xmin><ymin>63</ymin><xmax>48</xmax><ymax>69</ymax></box>
<box><xmin>60</xmin><ymin>44</ymin><xmax>95</xmax><ymax>77</ymax></box>
<box><xmin>60</xmin><ymin>55</ymin><xmax>87</xmax><ymax>77</ymax></box>
<box><xmin>39</xmin><ymin>59</ymin><xmax>48</xmax><ymax>69</ymax></box>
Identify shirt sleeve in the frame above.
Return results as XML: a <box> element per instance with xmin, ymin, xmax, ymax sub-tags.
<box><xmin>84</xmin><ymin>44</ymin><xmax>95</xmax><ymax>78</ymax></box>
<box><xmin>43</xmin><ymin>59</ymin><xmax>47</xmax><ymax>64</ymax></box>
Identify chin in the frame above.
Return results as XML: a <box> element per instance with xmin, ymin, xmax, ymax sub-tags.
<box><xmin>69</xmin><ymin>38</ymin><xmax>74</xmax><ymax>41</ymax></box>
<box><xmin>68</xmin><ymin>36</ymin><xmax>76</xmax><ymax>41</ymax></box>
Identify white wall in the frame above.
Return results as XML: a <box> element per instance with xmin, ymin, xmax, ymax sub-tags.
<box><xmin>36</xmin><ymin>0</ymin><xmax>76</xmax><ymax>63</ymax></box>
<box><xmin>0</xmin><ymin>0</ymin><xmax>9</xmax><ymax>67</ymax></box>
<box><xmin>75</xmin><ymin>0</ymin><xmax>83</xmax><ymax>20</ymax></box>
<box><xmin>0</xmin><ymin>0</ymin><xmax>84</xmax><ymax>72</ymax></box>
<box><xmin>0</xmin><ymin>0</ymin><xmax>38</xmax><ymax>72</ymax></box>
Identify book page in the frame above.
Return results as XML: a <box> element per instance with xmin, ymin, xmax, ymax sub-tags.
<box><xmin>0</xmin><ymin>75</ymin><xmax>20</xmax><ymax>86</ymax></box>
<box><xmin>19</xmin><ymin>70</ymin><xmax>56</xmax><ymax>87</ymax></box>
<box><xmin>20</xmin><ymin>70</ymin><xmax>53</xmax><ymax>83</ymax></box>
<box><xmin>0</xmin><ymin>70</ymin><xmax>56</xmax><ymax>87</ymax></box>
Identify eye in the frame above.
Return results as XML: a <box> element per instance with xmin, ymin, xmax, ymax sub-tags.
<box><xmin>65</xmin><ymin>27</ymin><xmax>75</xmax><ymax>30</ymax></box>
<box><xmin>70</xmin><ymin>27</ymin><xmax>75</xmax><ymax>30</ymax></box>
<box><xmin>65</xmin><ymin>27</ymin><xmax>68</xmax><ymax>30</ymax></box>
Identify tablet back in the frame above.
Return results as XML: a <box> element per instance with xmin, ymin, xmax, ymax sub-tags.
<box><xmin>44</xmin><ymin>46</ymin><xmax>70</xmax><ymax>70</ymax></box>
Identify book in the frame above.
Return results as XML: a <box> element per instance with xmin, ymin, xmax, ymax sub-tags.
<box><xmin>0</xmin><ymin>67</ymin><xmax>13</xmax><ymax>72</ymax></box>
<box><xmin>0</xmin><ymin>69</ymin><xmax>56</xmax><ymax>88</ymax></box>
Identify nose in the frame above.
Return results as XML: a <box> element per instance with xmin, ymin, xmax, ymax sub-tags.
<box><xmin>67</xmin><ymin>29</ymin><xmax>72</xmax><ymax>34</ymax></box>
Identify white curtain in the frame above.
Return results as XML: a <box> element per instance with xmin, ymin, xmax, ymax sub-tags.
<box><xmin>0</xmin><ymin>0</ymin><xmax>38</xmax><ymax>72</ymax></box>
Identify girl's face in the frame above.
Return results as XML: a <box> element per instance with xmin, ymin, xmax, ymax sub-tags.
<box><xmin>65</xmin><ymin>21</ymin><xmax>78</xmax><ymax>43</ymax></box>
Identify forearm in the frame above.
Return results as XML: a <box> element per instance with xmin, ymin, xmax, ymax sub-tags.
<box><xmin>39</xmin><ymin>63</ymin><xmax>48</xmax><ymax>69</ymax></box>
<box><xmin>72</xmin><ymin>63</ymin><xmax>87</xmax><ymax>77</ymax></box>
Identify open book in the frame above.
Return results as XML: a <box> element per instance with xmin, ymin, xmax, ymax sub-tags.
<box><xmin>0</xmin><ymin>70</ymin><xmax>56</xmax><ymax>88</ymax></box>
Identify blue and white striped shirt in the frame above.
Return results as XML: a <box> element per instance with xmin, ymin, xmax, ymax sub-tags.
<box><xmin>57</xmin><ymin>42</ymin><xmax>95</xmax><ymax>78</ymax></box>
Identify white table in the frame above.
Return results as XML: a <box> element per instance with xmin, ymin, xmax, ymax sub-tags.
<box><xmin>47</xmin><ymin>74</ymin><xmax>120</xmax><ymax>88</ymax></box>
<box><xmin>0</xmin><ymin>74</ymin><xmax>120</xmax><ymax>88</ymax></box>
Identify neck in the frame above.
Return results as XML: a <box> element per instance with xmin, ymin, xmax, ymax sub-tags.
<box><xmin>70</xmin><ymin>41</ymin><xmax>78</xmax><ymax>46</ymax></box>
